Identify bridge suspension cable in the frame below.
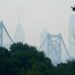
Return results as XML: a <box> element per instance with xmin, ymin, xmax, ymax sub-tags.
<box><xmin>61</xmin><ymin>35</ymin><xmax>73</xmax><ymax>59</ymax></box>
<box><xmin>3</xmin><ymin>24</ymin><xmax>14</xmax><ymax>43</ymax></box>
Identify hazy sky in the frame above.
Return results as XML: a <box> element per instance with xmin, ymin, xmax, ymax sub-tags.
<box><xmin>0</xmin><ymin>0</ymin><xmax>74</xmax><ymax>48</ymax></box>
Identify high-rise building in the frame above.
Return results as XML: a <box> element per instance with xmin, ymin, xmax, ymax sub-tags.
<box><xmin>14</xmin><ymin>21</ymin><xmax>25</xmax><ymax>43</ymax></box>
<box><xmin>69</xmin><ymin>11</ymin><xmax>75</xmax><ymax>57</ymax></box>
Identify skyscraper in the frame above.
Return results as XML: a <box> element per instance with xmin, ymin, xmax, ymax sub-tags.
<box><xmin>14</xmin><ymin>21</ymin><xmax>25</xmax><ymax>43</ymax></box>
<box><xmin>69</xmin><ymin>11</ymin><xmax>75</xmax><ymax>57</ymax></box>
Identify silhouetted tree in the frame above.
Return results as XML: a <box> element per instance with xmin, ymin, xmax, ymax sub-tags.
<box><xmin>10</xmin><ymin>42</ymin><xmax>54</xmax><ymax>75</ymax></box>
<box><xmin>0</xmin><ymin>42</ymin><xmax>75</xmax><ymax>75</ymax></box>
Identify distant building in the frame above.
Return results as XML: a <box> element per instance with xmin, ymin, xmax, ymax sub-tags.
<box><xmin>14</xmin><ymin>22</ymin><xmax>25</xmax><ymax>43</ymax></box>
<box><xmin>69</xmin><ymin>12</ymin><xmax>75</xmax><ymax>57</ymax></box>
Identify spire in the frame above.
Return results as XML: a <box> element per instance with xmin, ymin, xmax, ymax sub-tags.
<box><xmin>14</xmin><ymin>19</ymin><xmax>25</xmax><ymax>43</ymax></box>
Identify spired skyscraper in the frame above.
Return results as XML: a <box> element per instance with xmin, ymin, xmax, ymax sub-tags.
<box><xmin>69</xmin><ymin>7</ymin><xmax>75</xmax><ymax>58</ymax></box>
<box><xmin>14</xmin><ymin>21</ymin><xmax>25</xmax><ymax>43</ymax></box>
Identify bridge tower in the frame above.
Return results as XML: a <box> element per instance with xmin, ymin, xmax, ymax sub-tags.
<box><xmin>47</xmin><ymin>34</ymin><xmax>61</xmax><ymax>65</ymax></box>
<box><xmin>40</xmin><ymin>33</ymin><xmax>62</xmax><ymax>66</ymax></box>
<box><xmin>0</xmin><ymin>21</ymin><xmax>3</xmax><ymax>47</ymax></box>
<box><xmin>40</xmin><ymin>33</ymin><xmax>72</xmax><ymax>66</ymax></box>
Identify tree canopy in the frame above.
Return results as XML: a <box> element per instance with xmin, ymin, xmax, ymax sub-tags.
<box><xmin>0</xmin><ymin>42</ymin><xmax>75</xmax><ymax>75</ymax></box>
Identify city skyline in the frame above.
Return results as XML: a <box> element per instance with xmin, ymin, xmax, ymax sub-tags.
<box><xmin>0</xmin><ymin>0</ymin><xmax>74</xmax><ymax>48</ymax></box>
<box><xmin>0</xmin><ymin>0</ymin><xmax>75</xmax><ymax>66</ymax></box>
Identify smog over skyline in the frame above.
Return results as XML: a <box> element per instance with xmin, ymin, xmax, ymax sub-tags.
<box><xmin>14</xmin><ymin>21</ymin><xmax>25</xmax><ymax>43</ymax></box>
<box><xmin>0</xmin><ymin>0</ymin><xmax>75</xmax><ymax>68</ymax></box>
<box><xmin>0</xmin><ymin>0</ymin><xmax>74</xmax><ymax>48</ymax></box>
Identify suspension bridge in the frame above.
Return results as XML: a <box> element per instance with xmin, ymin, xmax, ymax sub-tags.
<box><xmin>39</xmin><ymin>0</ymin><xmax>75</xmax><ymax>66</ymax></box>
<box><xmin>0</xmin><ymin>20</ymin><xmax>74</xmax><ymax>66</ymax></box>
<box><xmin>39</xmin><ymin>33</ymin><xmax>74</xmax><ymax>66</ymax></box>
<box><xmin>0</xmin><ymin>1</ymin><xmax>75</xmax><ymax>65</ymax></box>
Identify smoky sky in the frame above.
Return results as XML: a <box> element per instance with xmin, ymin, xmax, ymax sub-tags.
<box><xmin>0</xmin><ymin>0</ymin><xmax>73</xmax><ymax>48</ymax></box>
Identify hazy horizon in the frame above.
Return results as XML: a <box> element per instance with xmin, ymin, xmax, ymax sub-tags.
<box><xmin>0</xmin><ymin>0</ymin><xmax>74</xmax><ymax>48</ymax></box>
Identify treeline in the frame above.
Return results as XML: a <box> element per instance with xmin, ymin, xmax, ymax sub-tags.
<box><xmin>0</xmin><ymin>42</ymin><xmax>75</xmax><ymax>75</ymax></box>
